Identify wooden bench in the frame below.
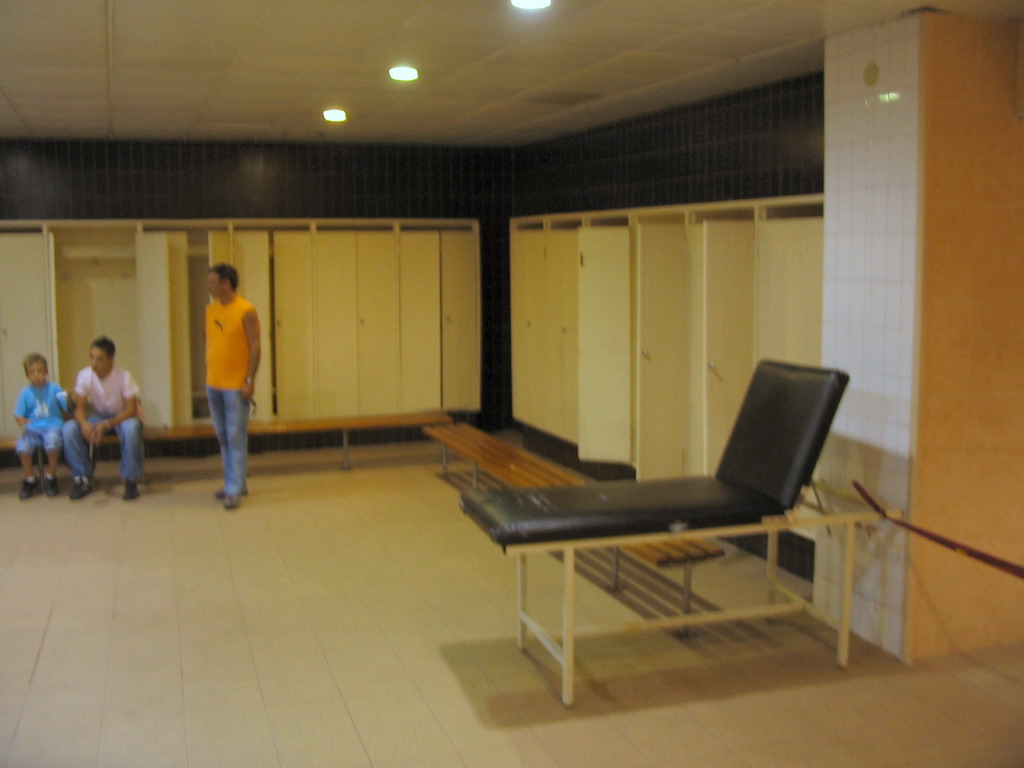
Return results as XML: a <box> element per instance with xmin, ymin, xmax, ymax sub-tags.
<box><xmin>147</xmin><ymin>410</ymin><xmax>453</xmax><ymax>469</ymax></box>
<box><xmin>422</xmin><ymin>422</ymin><xmax>584</xmax><ymax>489</ymax></box>
<box><xmin>4</xmin><ymin>409</ymin><xmax>453</xmax><ymax>475</ymax></box>
<box><xmin>423</xmin><ymin>422</ymin><xmax>724</xmax><ymax>615</ymax></box>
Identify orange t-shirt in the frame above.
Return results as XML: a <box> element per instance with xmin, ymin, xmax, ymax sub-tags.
<box><xmin>206</xmin><ymin>295</ymin><xmax>256</xmax><ymax>389</ymax></box>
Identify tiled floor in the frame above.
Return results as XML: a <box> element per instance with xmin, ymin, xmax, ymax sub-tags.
<box><xmin>0</xmin><ymin>442</ymin><xmax>1022</xmax><ymax>768</ymax></box>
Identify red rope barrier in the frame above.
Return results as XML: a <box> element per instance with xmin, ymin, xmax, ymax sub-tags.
<box><xmin>853</xmin><ymin>481</ymin><xmax>1024</xmax><ymax>581</ymax></box>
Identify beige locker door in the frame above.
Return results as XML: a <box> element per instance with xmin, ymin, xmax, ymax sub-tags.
<box><xmin>231</xmin><ymin>231</ymin><xmax>272</xmax><ymax>419</ymax></box>
<box><xmin>755</xmin><ymin>217</ymin><xmax>823</xmax><ymax>365</ymax></box>
<box><xmin>636</xmin><ymin>221</ymin><xmax>688</xmax><ymax>479</ymax></box>
<box><xmin>356</xmin><ymin>231</ymin><xmax>399</xmax><ymax>414</ymax></box>
<box><xmin>510</xmin><ymin>228</ymin><xmax>545</xmax><ymax>427</ymax></box>
<box><xmin>54</xmin><ymin>234</ymin><xmax>140</xmax><ymax>394</ymax></box>
<box><xmin>577</xmin><ymin>226</ymin><xmax>631</xmax><ymax>463</ymax></box>
<box><xmin>440</xmin><ymin>229</ymin><xmax>480</xmax><ymax>411</ymax></box>
<box><xmin>313</xmin><ymin>231</ymin><xmax>359</xmax><ymax>416</ymax></box>
<box><xmin>209</xmin><ymin>231</ymin><xmax>230</xmax><ymax>263</ymax></box>
<box><xmin>547</xmin><ymin>229</ymin><xmax>579</xmax><ymax>443</ymax></box>
<box><xmin>399</xmin><ymin>231</ymin><xmax>441</xmax><ymax>412</ymax></box>
<box><xmin>273</xmin><ymin>230</ymin><xmax>315</xmax><ymax>418</ymax></box>
<box><xmin>704</xmin><ymin>219</ymin><xmax>755</xmax><ymax>473</ymax></box>
<box><xmin>136</xmin><ymin>231</ymin><xmax>187</xmax><ymax>427</ymax></box>
<box><xmin>0</xmin><ymin>232</ymin><xmax>51</xmax><ymax>436</ymax></box>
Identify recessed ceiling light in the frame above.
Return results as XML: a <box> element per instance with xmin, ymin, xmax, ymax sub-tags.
<box><xmin>322</xmin><ymin>109</ymin><xmax>347</xmax><ymax>122</ymax></box>
<box><xmin>389</xmin><ymin>66</ymin><xmax>419</xmax><ymax>81</ymax></box>
<box><xmin>511</xmin><ymin>0</ymin><xmax>551</xmax><ymax>9</ymax></box>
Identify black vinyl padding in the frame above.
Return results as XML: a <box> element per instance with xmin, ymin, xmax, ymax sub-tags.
<box><xmin>715</xmin><ymin>360</ymin><xmax>849</xmax><ymax>509</ymax></box>
<box><xmin>460</xmin><ymin>360</ymin><xmax>849</xmax><ymax>549</ymax></box>
<box><xmin>460</xmin><ymin>477</ymin><xmax>783</xmax><ymax>548</ymax></box>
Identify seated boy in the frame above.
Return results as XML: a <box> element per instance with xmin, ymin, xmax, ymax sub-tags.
<box><xmin>13</xmin><ymin>353</ymin><xmax>66</xmax><ymax>499</ymax></box>
<box><xmin>61</xmin><ymin>335</ymin><xmax>143</xmax><ymax>501</ymax></box>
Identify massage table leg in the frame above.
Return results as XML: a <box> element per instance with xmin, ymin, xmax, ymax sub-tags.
<box><xmin>562</xmin><ymin>547</ymin><xmax>576</xmax><ymax>706</ymax></box>
<box><xmin>838</xmin><ymin>520</ymin><xmax>855</xmax><ymax>666</ymax></box>
<box><xmin>767</xmin><ymin>529</ymin><xmax>779</xmax><ymax>604</ymax></box>
<box><xmin>517</xmin><ymin>554</ymin><xmax>527</xmax><ymax>649</ymax></box>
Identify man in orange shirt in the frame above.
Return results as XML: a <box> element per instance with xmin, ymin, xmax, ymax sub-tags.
<box><xmin>206</xmin><ymin>263</ymin><xmax>261</xmax><ymax>510</ymax></box>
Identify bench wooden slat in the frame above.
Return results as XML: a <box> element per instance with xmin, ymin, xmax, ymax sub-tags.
<box><xmin>427</xmin><ymin>424</ymin><xmax>583</xmax><ymax>486</ymax></box>
<box><xmin>150</xmin><ymin>410</ymin><xmax>452</xmax><ymax>441</ymax></box>
<box><xmin>3</xmin><ymin>410</ymin><xmax>453</xmax><ymax>470</ymax></box>
<box><xmin>423</xmin><ymin>423</ymin><xmax>583</xmax><ymax>488</ymax></box>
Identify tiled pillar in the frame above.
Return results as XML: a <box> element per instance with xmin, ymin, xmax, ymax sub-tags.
<box><xmin>815</xmin><ymin>14</ymin><xmax>921</xmax><ymax>659</ymax></box>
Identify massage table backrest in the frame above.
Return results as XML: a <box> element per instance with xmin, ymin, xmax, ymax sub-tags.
<box><xmin>715</xmin><ymin>360</ymin><xmax>849</xmax><ymax>510</ymax></box>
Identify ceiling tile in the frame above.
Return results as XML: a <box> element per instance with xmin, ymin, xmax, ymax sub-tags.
<box><xmin>0</xmin><ymin>0</ymin><xmax>1017</xmax><ymax>145</ymax></box>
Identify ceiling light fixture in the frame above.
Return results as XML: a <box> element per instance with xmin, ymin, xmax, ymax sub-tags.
<box><xmin>389</xmin><ymin>66</ymin><xmax>419</xmax><ymax>81</ymax></box>
<box><xmin>511</xmin><ymin>0</ymin><xmax>551</xmax><ymax>9</ymax></box>
<box><xmin>322</xmin><ymin>109</ymin><xmax>347</xmax><ymax>122</ymax></box>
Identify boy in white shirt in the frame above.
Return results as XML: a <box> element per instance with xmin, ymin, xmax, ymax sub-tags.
<box><xmin>61</xmin><ymin>336</ymin><xmax>143</xmax><ymax>501</ymax></box>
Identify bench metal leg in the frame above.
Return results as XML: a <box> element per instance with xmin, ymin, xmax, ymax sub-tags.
<box><xmin>33</xmin><ymin>446</ymin><xmax>47</xmax><ymax>480</ymax></box>
<box><xmin>681</xmin><ymin>561</ymin><xmax>694</xmax><ymax>614</ymax></box>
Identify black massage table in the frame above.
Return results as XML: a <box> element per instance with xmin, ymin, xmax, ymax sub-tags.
<box><xmin>460</xmin><ymin>360</ymin><xmax>877</xmax><ymax>705</ymax></box>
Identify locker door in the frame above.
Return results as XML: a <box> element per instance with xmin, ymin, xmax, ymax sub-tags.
<box><xmin>273</xmin><ymin>230</ymin><xmax>315</xmax><ymax>418</ymax></box>
<box><xmin>704</xmin><ymin>219</ymin><xmax>755</xmax><ymax>472</ymax></box>
<box><xmin>136</xmin><ymin>231</ymin><xmax>188</xmax><ymax>427</ymax></box>
<box><xmin>636</xmin><ymin>220</ymin><xmax>688</xmax><ymax>479</ymax></box>
<box><xmin>399</xmin><ymin>230</ymin><xmax>441</xmax><ymax>412</ymax></box>
<box><xmin>0</xmin><ymin>233</ymin><xmax>51</xmax><ymax>436</ymax></box>
<box><xmin>510</xmin><ymin>228</ymin><xmax>546</xmax><ymax>427</ymax></box>
<box><xmin>577</xmin><ymin>225</ymin><xmax>631</xmax><ymax>463</ymax></box>
<box><xmin>313</xmin><ymin>231</ymin><xmax>359</xmax><ymax>416</ymax></box>
<box><xmin>755</xmin><ymin>217</ymin><xmax>823</xmax><ymax>365</ymax></box>
<box><xmin>232</xmin><ymin>231</ymin><xmax>272</xmax><ymax>419</ymax></box>
<box><xmin>440</xmin><ymin>230</ymin><xmax>480</xmax><ymax>411</ymax></box>
<box><xmin>356</xmin><ymin>231</ymin><xmax>399</xmax><ymax>414</ymax></box>
<box><xmin>546</xmin><ymin>229</ymin><xmax>579</xmax><ymax>443</ymax></box>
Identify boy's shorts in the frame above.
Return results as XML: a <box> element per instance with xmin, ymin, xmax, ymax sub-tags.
<box><xmin>15</xmin><ymin>428</ymin><xmax>63</xmax><ymax>455</ymax></box>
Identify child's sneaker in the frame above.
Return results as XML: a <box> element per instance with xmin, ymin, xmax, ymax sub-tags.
<box><xmin>69</xmin><ymin>476</ymin><xmax>92</xmax><ymax>501</ymax></box>
<box><xmin>19</xmin><ymin>477</ymin><xmax>38</xmax><ymax>500</ymax></box>
<box><xmin>45</xmin><ymin>475</ymin><xmax>59</xmax><ymax>497</ymax></box>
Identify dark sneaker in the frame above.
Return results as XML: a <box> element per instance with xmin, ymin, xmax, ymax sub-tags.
<box><xmin>222</xmin><ymin>493</ymin><xmax>241</xmax><ymax>510</ymax></box>
<box><xmin>45</xmin><ymin>476</ymin><xmax>59</xmax><ymax>497</ymax></box>
<box><xmin>69</xmin><ymin>477</ymin><xmax>92</xmax><ymax>501</ymax></box>
<box><xmin>123</xmin><ymin>481</ymin><xmax>139</xmax><ymax>501</ymax></box>
<box><xmin>19</xmin><ymin>478</ymin><xmax>38</xmax><ymax>500</ymax></box>
<box><xmin>214</xmin><ymin>488</ymin><xmax>248</xmax><ymax>500</ymax></box>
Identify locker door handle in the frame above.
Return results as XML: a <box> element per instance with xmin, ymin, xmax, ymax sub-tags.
<box><xmin>641</xmin><ymin>349</ymin><xmax>651</xmax><ymax>359</ymax></box>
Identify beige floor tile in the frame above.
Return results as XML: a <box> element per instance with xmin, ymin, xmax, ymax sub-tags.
<box><xmin>1</xmin><ymin>445</ymin><xmax>1023</xmax><ymax>768</ymax></box>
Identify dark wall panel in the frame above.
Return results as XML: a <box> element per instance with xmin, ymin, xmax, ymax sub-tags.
<box><xmin>512</xmin><ymin>73</ymin><xmax>823</xmax><ymax>215</ymax></box>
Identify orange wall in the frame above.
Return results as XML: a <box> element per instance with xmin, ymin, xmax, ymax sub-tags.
<box><xmin>912</xmin><ymin>14</ymin><xmax>1024</xmax><ymax>658</ymax></box>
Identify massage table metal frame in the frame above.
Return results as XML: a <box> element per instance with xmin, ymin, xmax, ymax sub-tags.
<box><xmin>460</xmin><ymin>360</ymin><xmax>869</xmax><ymax>706</ymax></box>
<box><xmin>508</xmin><ymin>506</ymin><xmax>876</xmax><ymax>706</ymax></box>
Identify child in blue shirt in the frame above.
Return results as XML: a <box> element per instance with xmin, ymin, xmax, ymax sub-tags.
<box><xmin>13</xmin><ymin>353</ymin><xmax>66</xmax><ymax>499</ymax></box>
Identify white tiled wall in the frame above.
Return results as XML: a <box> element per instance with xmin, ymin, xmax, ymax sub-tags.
<box><xmin>816</xmin><ymin>14</ymin><xmax>921</xmax><ymax>659</ymax></box>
